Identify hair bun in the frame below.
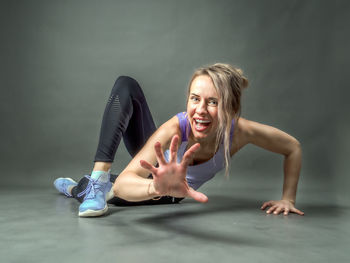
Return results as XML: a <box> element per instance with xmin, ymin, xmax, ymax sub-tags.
<box><xmin>241</xmin><ymin>76</ymin><xmax>249</xmax><ymax>89</ymax></box>
<box><xmin>235</xmin><ymin>68</ymin><xmax>248</xmax><ymax>89</ymax></box>
<box><xmin>236</xmin><ymin>68</ymin><xmax>243</xmax><ymax>75</ymax></box>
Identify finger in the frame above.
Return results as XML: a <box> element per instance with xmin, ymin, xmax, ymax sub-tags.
<box><xmin>139</xmin><ymin>160</ymin><xmax>158</xmax><ymax>175</ymax></box>
<box><xmin>266</xmin><ymin>205</ymin><xmax>277</xmax><ymax>214</ymax></box>
<box><xmin>154</xmin><ymin>142</ymin><xmax>167</xmax><ymax>165</ymax></box>
<box><xmin>181</xmin><ymin>143</ymin><xmax>201</xmax><ymax>166</ymax></box>
<box><xmin>292</xmin><ymin>208</ymin><xmax>305</xmax><ymax>216</ymax></box>
<box><xmin>283</xmin><ymin>209</ymin><xmax>290</xmax><ymax>216</ymax></box>
<box><xmin>273</xmin><ymin>207</ymin><xmax>283</xmax><ymax>215</ymax></box>
<box><xmin>261</xmin><ymin>201</ymin><xmax>273</xmax><ymax>210</ymax></box>
<box><xmin>187</xmin><ymin>187</ymin><xmax>208</xmax><ymax>203</ymax></box>
<box><xmin>169</xmin><ymin>135</ymin><xmax>179</xmax><ymax>163</ymax></box>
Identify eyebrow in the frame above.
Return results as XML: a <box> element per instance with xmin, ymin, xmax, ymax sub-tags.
<box><xmin>190</xmin><ymin>93</ymin><xmax>218</xmax><ymax>100</ymax></box>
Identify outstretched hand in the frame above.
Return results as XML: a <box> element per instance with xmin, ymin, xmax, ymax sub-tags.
<box><xmin>261</xmin><ymin>200</ymin><xmax>304</xmax><ymax>216</ymax></box>
<box><xmin>140</xmin><ymin>135</ymin><xmax>208</xmax><ymax>203</ymax></box>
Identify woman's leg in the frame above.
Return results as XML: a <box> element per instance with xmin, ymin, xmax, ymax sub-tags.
<box><xmin>94</xmin><ymin>75</ymin><xmax>156</xmax><ymax>163</ymax></box>
<box><xmin>108</xmin><ymin>194</ymin><xmax>184</xmax><ymax>206</ymax></box>
<box><xmin>71</xmin><ymin>174</ymin><xmax>184</xmax><ymax>205</ymax></box>
<box><xmin>71</xmin><ymin>76</ymin><xmax>157</xmax><ymax>202</ymax></box>
<box><xmin>70</xmin><ymin>76</ymin><xmax>184</xmax><ymax>206</ymax></box>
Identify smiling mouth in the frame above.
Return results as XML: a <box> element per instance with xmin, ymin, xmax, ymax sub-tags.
<box><xmin>193</xmin><ymin>118</ymin><xmax>211</xmax><ymax>132</ymax></box>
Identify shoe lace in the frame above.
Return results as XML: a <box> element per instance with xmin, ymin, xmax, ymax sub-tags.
<box><xmin>77</xmin><ymin>175</ymin><xmax>105</xmax><ymax>200</ymax></box>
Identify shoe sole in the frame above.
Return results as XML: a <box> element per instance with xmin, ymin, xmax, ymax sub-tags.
<box><xmin>79</xmin><ymin>204</ymin><xmax>108</xmax><ymax>217</ymax></box>
<box><xmin>106</xmin><ymin>185</ymin><xmax>114</xmax><ymax>202</ymax></box>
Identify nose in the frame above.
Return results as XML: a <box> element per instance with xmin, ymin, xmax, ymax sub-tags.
<box><xmin>196</xmin><ymin>100</ymin><xmax>208</xmax><ymax>115</ymax></box>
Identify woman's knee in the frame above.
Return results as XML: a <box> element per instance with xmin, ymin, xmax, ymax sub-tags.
<box><xmin>111</xmin><ymin>75</ymin><xmax>142</xmax><ymax>98</ymax></box>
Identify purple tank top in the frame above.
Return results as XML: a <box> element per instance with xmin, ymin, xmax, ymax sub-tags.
<box><xmin>164</xmin><ymin>112</ymin><xmax>235</xmax><ymax>190</ymax></box>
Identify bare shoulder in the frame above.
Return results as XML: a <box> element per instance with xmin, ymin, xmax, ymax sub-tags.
<box><xmin>231</xmin><ymin>117</ymin><xmax>300</xmax><ymax>156</ymax></box>
<box><xmin>155</xmin><ymin>115</ymin><xmax>182</xmax><ymax>146</ymax></box>
<box><xmin>120</xmin><ymin>115</ymin><xmax>181</xmax><ymax>178</ymax></box>
<box><xmin>230</xmin><ymin>117</ymin><xmax>252</xmax><ymax>155</ymax></box>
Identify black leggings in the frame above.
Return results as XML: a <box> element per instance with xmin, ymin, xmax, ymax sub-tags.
<box><xmin>71</xmin><ymin>76</ymin><xmax>183</xmax><ymax>206</ymax></box>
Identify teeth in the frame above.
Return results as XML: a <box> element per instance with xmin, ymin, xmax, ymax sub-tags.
<box><xmin>195</xmin><ymin>119</ymin><xmax>210</xmax><ymax>124</ymax></box>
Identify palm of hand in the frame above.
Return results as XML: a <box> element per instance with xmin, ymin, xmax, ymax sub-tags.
<box><xmin>140</xmin><ymin>135</ymin><xmax>208</xmax><ymax>203</ymax></box>
<box><xmin>152</xmin><ymin>160</ymin><xmax>189</xmax><ymax>197</ymax></box>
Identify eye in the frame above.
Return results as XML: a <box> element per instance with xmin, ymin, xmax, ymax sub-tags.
<box><xmin>190</xmin><ymin>96</ymin><xmax>200</xmax><ymax>102</ymax></box>
<box><xmin>208</xmin><ymin>100</ymin><xmax>218</xmax><ymax>106</ymax></box>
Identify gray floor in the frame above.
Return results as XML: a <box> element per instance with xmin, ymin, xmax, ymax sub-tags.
<box><xmin>1</xmin><ymin>180</ymin><xmax>349</xmax><ymax>263</ymax></box>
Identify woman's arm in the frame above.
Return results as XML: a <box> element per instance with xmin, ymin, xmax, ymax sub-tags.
<box><xmin>233</xmin><ymin>117</ymin><xmax>304</xmax><ymax>215</ymax></box>
<box><xmin>113</xmin><ymin>116</ymin><xmax>180</xmax><ymax>201</ymax></box>
<box><xmin>113</xmin><ymin>116</ymin><xmax>208</xmax><ymax>203</ymax></box>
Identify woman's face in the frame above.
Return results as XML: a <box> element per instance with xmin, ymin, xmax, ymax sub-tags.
<box><xmin>187</xmin><ymin>75</ymin><xmax>219</xmax><ymax>142</ymax></box>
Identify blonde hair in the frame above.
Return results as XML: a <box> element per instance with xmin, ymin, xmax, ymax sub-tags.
<box><xmin>187</xmin><ymin>63</ymin><xmax>249</xmax><ymax>177</ymax></box>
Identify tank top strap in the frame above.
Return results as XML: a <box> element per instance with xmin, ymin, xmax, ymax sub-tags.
<box><xmin>176</xmin><ymin>112</ymin><xmax>189</xmax><ymax>142</ymax></box>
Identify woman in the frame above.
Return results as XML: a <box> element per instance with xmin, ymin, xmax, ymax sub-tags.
<box><xmin>54</xmin><ymin>63</ymin><xmax>304</xmax><ymax>217</ymax></box>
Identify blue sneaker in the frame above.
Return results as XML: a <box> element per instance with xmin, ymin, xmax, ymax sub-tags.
<box><xmin>54</xmin><ymin>178</ymin><xmax>78</xmax><ymax>197</ymax></box>
<box><xmin>78</xmin><ymin>171</ymin><xmax>112</xmax><ymax>217</ymax></box>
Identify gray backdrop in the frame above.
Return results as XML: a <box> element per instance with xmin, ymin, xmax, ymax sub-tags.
<box><xmin>1</xmin><ymin>0</ymin><xmax>349</xmax><ymax>204</ymax></box>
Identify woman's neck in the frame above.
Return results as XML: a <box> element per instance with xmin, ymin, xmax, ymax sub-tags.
<box><xmin>187</xmin><ymin>132</ymin><xmax>218</xmax><ymax>153</ymax></box>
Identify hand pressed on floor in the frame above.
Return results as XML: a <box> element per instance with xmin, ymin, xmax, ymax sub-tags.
<box><xmin>261</xmin><ymin>200</ymin><xmax>304</xmax><ymax>216</ymax></box>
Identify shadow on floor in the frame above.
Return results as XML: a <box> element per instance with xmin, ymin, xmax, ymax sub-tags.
<box><xmin>102</xmin><ymin>194</ymin><xmax>347</xmax><ymax>246</ymax></box>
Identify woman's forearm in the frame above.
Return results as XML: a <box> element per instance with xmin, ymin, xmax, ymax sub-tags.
<box><xmin>113</xmin><ymin>172</ymin><xmax>159</xmax><ymax>202</ymax></box>
<box><xmin>281</xmin><ymin>144</ymin><xmax>302</xmax><ymax>203</ymax></box>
